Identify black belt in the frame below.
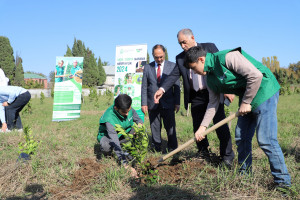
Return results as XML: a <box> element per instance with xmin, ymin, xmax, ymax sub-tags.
<box><xmin>195</xmin><ymin>89</ymin><xmax>208</xmax><ymax>94</ymax></box>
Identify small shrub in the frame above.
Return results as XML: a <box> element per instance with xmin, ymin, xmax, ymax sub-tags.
<box><xmin>106</xmin><ymin>89</ymin><xmax>113</xmax><ymax>105</ymax></box>
<box><xmin>105</xmin><ymin>89</ymin><xmax>113</xmax><ymax>97</ymax></box>
<box><xmin>22</xmin><ymin>100</ymin><xmax>32</xmax><ymax>114</ymax></box>
<box><xmin>115</xmin><ymin>123</ymin><xmax>148</xmax><ymax>166</ymax></box>
<box><xmin>51</xmin><ymin>87</ymin><xmax>54</xmax><ymax>98</ymax></box>
<box><xmin>89</xmin><ymin>87</ymin><xmax>98</xmax><ymax>102</ymax></box>
<box><xmin>280</xmin><ymin>87</ymin><xmax>286</xmax><ymax>95</ymax></box>
<box><xmin>142</xmin><ymin>162</ymin><xmax>159</xmax><ymax>185</ymax></box>
<box><xmin>40</xmin><ymin>92</ymin><xmax>45</xmax><ymax>104</ymax></box>
<box><xmin>286</xmin><ymin>86</ymin><xmax>292</xmax><ymax>95</ymax></box>
<box><xmin>18</xmin><ymin>126</ymin><xmax>40</xmax><ymax>156</ymax></box>
<box><xmin>115</xmin><ymin>124</ymin><xmax>159</xmax><ymax>184</ymax></box>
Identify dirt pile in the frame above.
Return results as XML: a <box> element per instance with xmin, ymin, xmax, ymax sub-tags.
<box><xmin>49</xmin><ymin>156</ymin><xmax>217</xmax><ymax>199</ymax></box>
<box><xmin>138</xmin><ymin>157</ymin><xmax>216</xmax><ymax>184</ymax></box>
<box><xmin>50</xmin><ymin>158</ymin><xmax>106</xmax><ymax>199</ymax></box>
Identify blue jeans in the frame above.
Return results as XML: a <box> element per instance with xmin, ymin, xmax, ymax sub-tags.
<box><xmin>235</xmin><ymin>92</ymin><xmax>291</xmax><ymax>185</ymax></box>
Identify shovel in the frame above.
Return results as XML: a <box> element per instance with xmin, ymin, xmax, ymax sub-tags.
<box><xmin>156</xmin><ymin>111</ymin><xmax>240</xmax><ymax>165</ymax></box>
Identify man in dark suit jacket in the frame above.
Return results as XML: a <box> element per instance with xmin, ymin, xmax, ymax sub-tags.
<box><xmin>154</xmin><ymin>29</ymin><xmax>234</xmax><ymax>166</ymax></box>
<box><xmin>141</xmin><ymin>44</ymin><xmax>180</xmax><ymax>152</ymax></box>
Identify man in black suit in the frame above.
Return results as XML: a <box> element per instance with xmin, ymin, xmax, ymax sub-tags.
<box><xmin>141</xmin><ymin>44</ymin><xmax>180</xmax><ymax>152</ymax></box>
<box><xmin>154</xmin><ymin>29</ymin><xmax>234</xmax><ymax>166</ymax></box>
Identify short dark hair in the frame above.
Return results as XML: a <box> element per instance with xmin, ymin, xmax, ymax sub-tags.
<box><xmin>184</xmin><ymin>46</ymin><xmax>207</xmax><ymax>69</ymax></box>
<box><xmin>114</xmin><ymin>94</ymin><xmax>132</xmax><ymax>110</ymax></box>
<box><xmin>152</xmin><ymin>44</ymin><xmax>166</xmax><ymax>55</ymax></box>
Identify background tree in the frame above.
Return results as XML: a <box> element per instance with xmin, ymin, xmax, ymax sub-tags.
<box><xmin>64</xmin><ymin>45</ymin><xmax>73</xmax><ymax>57</ymax></box>
<box><xmin>71</xmin><ymin>38</ymin><xmax>86</xmax><ymax>57</ymax></box>
<box><xmin>147</xmin><ymin>52</ymin><xmax>150</xmax><ymax>64</ymax></box>
<box><xmin>288</xmin><ymin>61</ymin><xmax>300</xmax><ymax>83</ymax></box>
<box><xmin>13</xmin><ymin>53</ymin><xmax>25</xmax><ymax>86</ymax></box>
<box><xmin>262</xmin><ymin>56</ymin><xmax>300</xmax><ymax>95</ymax></box>
<box><xmin>262</xmin><ymin>56</ymin><xmax>280</xmax><ymax>72</ymax></box>
<box><xmin>65</xmin><ymin>38</ymin><xmax>109</xmax><ymax>86</ymax></box>
<box><xmin>97</xmin><ymin>57</ymin><xmax>106</xmax><ymax>85</ymax></box>
<box><xmin>102</xmin><ymin>61</ymin><xmax>109</xmax><ymax>66</ymax></box>
<box><xmin>165</xmin><ymin>47</ymin><xmax>169</xmax><ymax>61</ymax></box>
<box><xmin>83</xmin><ymin>48</ymin><xmax>99</xmax><ymax>87</ymax></box>
<box><xmin>48</xmin><ymin>70</ymin><xmax>55</xmax><ymax>83</ymax></box>
<box><xmin>0</xmin><ymin>36</ymin><xmax>15</xmax><ymax>81</ymax></box>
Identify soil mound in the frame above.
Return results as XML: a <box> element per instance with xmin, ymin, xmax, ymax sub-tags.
<box><xmin>138</xmin><ymin>157</ymin><xmax>216</xmax><ymax>184</ymax></box>
<box><xmin>50</xmin><ymin>158</ymin><xmax>106</xmax><ymax>199</ymax></box>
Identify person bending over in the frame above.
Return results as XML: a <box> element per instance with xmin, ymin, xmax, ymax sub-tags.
<box><xmin>184</xmin><ymin>46</ymin><xmax>291</xmax><ymax>190</ymax></box>
<box><xmin>0</xmin><ymin>86</ymin><xmax>31</xmax><ymax>132</ymax></box>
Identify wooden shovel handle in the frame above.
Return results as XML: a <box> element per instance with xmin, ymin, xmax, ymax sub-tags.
<box><xmin>158</xmin><ymin>111</ymin><xmax>240</xmax><ymax>162</ymax></box>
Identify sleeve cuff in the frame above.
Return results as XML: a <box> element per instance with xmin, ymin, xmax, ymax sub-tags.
<box><xmin>159</xmin><ymin>87</ymin><xmax>165</xmax><ymax>93</ymax></box>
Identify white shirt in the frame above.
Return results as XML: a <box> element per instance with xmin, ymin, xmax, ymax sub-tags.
<box><xmin>190</xmin><ymin>69</ymin><xmax>207</xmax><ymax>91</ymax></box>
<box><xmin>190</xmin><ymin>42</ymin><xmax>206</xmax><ymax>91</ymax></box>
<box><xmin>0</xmin><ymin>68</ymin><xmax>9</xmax><ymax>86</ymax></box>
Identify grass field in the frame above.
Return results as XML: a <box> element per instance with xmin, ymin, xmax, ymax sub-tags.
<box><xmin>0</xmin><ymin>93</ymin><xmax>299</xmax><ymax>199</ymax></box>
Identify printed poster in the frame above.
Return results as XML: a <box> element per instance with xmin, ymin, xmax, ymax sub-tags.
<box><xmin>52</xmin><ymin>57</ymin><xmax>84</xmax><ymax>121</ymax></box>
<box><xmin>115</xmin><ymin>44</ymin><xmax>147</xmax><ymax>121</ymax></box>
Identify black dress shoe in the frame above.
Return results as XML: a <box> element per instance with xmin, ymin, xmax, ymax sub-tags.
<box><xmin>196</xmin><ymin>149</ymin><xmax>211</xmax><ymax>160</ymax></box>
<box><xmin>150</xmin><ymin>145</ymin><xmax>161</xmax><ymax>152</ymax></box>
<box><xmin>221</xmin><ymin>159</ymin><xmax>233</xmax><ymax>169</ymax></box>
<box><xmin>167</xmin><ymin>147</ymin><xmax>176</xmax><ymax>153</ymax></box>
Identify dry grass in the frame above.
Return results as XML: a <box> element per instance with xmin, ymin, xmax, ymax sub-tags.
<box><xmin>0</xmin><ymin>95</ymin><xmax>299</xmax><ymax>199</ymax></box>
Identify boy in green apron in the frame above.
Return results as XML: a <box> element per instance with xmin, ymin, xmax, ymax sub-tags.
<box><xmin>97</xmin><ymin>94</ymin><xmax>143</xmax><ymax>177</ymax></box>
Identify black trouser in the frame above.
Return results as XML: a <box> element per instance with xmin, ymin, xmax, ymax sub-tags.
<box><xmin>5</xmin><ymin>91</ymin><xmax>31</xmax><ymax>130</ymax></box>
<box><xmin>190</xmin><ymin>90</ymin><xmax>234</xmax><ymax>161</ymax></box>
<box><xmin>149</xmin><ymin>107</ymin><xmax>178</xmax><ymax>151</ymax></box>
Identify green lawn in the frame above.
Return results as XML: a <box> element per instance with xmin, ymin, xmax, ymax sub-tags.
<box><xmin>0</xmin><ymin>94</ymin><xmax>299</xmax><ymax>199</ymax></box>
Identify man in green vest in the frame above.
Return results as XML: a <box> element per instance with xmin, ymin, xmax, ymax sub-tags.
<box><xmin>55</xmin><ymin>60</ymin><xmax>65</xmax><ymax>82</ymax></box>
<box><xmin>183</xmin><ymin>46</ymin><xmax>291</xmax><ymax>190</ymax></box>
<box><xmin>69</xmin><ymin>60</ymin><xmax>82</xmax><ymax>79</ymax></box>
<box><xmin>97</xmin><ymin>94</ymin><xmax>143</xmax><ymax>177</ymax></box>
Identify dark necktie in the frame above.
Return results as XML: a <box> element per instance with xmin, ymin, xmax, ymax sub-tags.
<box><xmin>157</xmin><ymin>64</ymin><xmax>161</xmax><ymax>83</ymax></box>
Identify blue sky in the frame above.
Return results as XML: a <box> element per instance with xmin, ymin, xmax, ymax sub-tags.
<box><xmin>0</xmin><ymin>0</ymin><xmax>299</xmax><ymax>77</ymax></box>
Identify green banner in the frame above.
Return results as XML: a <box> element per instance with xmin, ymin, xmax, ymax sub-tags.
<box><xmin>115</xmin><ymin>44</ymin><xmax>147</xmax><ymax>121</ymax></box>
<box><xmin>52</xmin><ymin>57</ymin><xmax>84</xmax><ymax>121</ymax></box>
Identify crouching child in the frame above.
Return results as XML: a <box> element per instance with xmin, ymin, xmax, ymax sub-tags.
<box><xmin>97</xmin><ymin>94</ymin><xmax>143</xmax><ymax>177</ymax></box>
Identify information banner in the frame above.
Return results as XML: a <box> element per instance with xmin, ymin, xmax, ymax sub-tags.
<box><xmin>52</xmin><ymin>57</ymin><xmax>84</xmax><ymax>121</ymax></box>
<box><xmin>115</xmin><ymin>44</ymin><xmax>147</xmax><ymax>121</ymax></box>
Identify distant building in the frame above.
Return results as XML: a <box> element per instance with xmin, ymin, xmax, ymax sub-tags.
<box><xmin>24</xmin><ymin>73</ymin><xmax>48</xmax><ymax>89</ymax></box>
<box><xmin>103</xmin><ymin>66</ymin><xmax>115</xmax><ymax>86</ymax></box>
<box><xmin>98</xmin><ymin>66</ymin><xmax>115</xmax><ymax>91</ymax></box>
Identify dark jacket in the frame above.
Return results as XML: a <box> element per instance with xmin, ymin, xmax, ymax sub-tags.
<box><xmin>161</xmin><ymin>43</ymin><xmax>219</xmax><ymax>109</ymax></box>
<box><xmin>141</xmin><ymin>60</ymin><xmax>180</xmax><ymax>110</ymax></box>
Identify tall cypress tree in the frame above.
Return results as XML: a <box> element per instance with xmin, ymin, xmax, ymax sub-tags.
<box><xmin>147</xmin><ymin>52</ymin><xmax>150</xmax><ymax>64</ymax></box>
<box><xmin>83</xmin><ymin>48</ymin><xmax>99</xmax><ymax>87</ymax></box>
<box><xmin>13</xmin><ymin>54</ymin><xmax>25</xmax><ymax>86</ymax></box>
<box><xmin>0</xmin><ymin>36</ymin><xmax>15</xmax><ymax>81</ymax></box>
<box><xmin>76</xmin><ymin>40</ymin><xmax>86</xmax><ymax>57</ymax></box>
<box><xmin>66</xmin><ymin>38</ymin><xmax>109</xmax><ymax>86</ymax></box>
<box><xmin>71</xmin><ymin>38</ymin><xmax>86</xmax><ymax>57</ymax></box>
<box><xmin>97</xmin><ymin>57</ymin><xmax>106</xmax><ymax>85</ymax></box>
<box><xmin>72</xmin><ymin>38</ymin><xmax>79</xmax><ymax>56</ymax></box>
<box><xmin>65</xmin><ymin>45</ymin><xmax>73</xmax><ymax>56</ymax></box>
<box><xmin>165</xmin><ymin>47</ymin><xmax>169</xmax><ymax>61</ymax></box>
<box><xmin>49</xmin><ymin>70</ymin><xmax>55</xmax><ymax>82</ymax></box>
